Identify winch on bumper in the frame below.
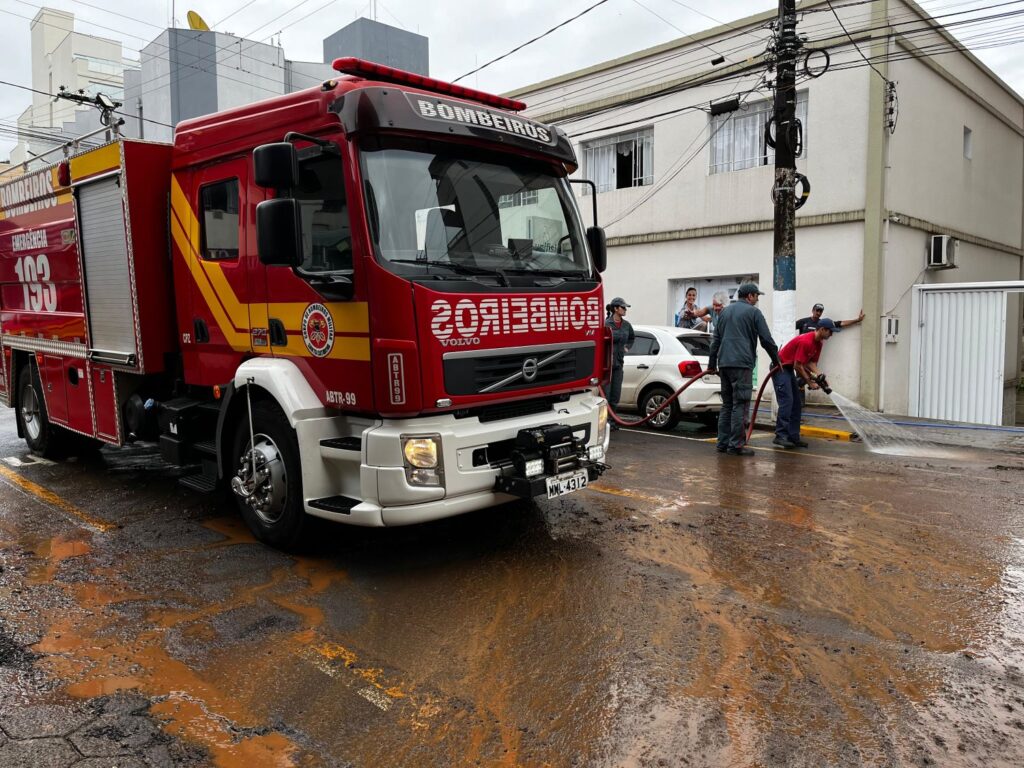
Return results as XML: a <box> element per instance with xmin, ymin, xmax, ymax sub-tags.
<box><xmin>494</xmin><ymin>423</ymin><xmax>607</xmax><ymax>499</ymax></box>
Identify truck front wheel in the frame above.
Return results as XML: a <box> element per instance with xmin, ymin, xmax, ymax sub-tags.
<box><xmin>230</xmin><ymin>401</ymin><xmax>307</xmax><ymax>549</ymax></box>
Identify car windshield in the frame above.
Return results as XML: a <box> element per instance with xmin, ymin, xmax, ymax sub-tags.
<box><xmin>360</xmin><ymin>140</ymin><xmax>590</xmax><ymax>281</ymax></box>
<box><xmin>678</xmin><ymin>334</ymin><xmax>712</xmax><ymax>357</ymax></box>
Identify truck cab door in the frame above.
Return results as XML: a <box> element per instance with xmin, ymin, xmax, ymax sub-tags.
<box><xmin>181</xmin><ymin>160</ymin><xmax>253</xmax><ymax>386</ymax></box>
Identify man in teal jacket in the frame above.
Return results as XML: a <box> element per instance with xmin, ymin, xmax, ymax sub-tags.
<box><xmin>707</xmin><ymin>283</ymin><xmax>780</xmax><ymax>456</ymax></box>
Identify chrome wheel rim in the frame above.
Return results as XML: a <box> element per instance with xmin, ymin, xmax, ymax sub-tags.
<box><xmin>232</xmin><ymin>433</ymin><xmax>287</xmax><ymax>525</ymax></box>
<box><xmin>20</xmin><ymin>382</ymin><xmax>42</xmax><ymax>441</ymax></box>
<box><xmin>645</xmin><ymin>394</ymin><xmax>671</xmax><ymax>427</ymax></box>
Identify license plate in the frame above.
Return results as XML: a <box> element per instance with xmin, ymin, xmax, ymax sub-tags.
<box><xmin>546</xmin><ymin>469</ymin><xmax>588</xmax><ymax>499</ymax></box>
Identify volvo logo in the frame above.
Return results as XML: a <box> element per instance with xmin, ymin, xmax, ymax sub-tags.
<box><xmin>522</xmin><ymin>357</ymin><xmax>539</xmax><ymax>382</ymax></box>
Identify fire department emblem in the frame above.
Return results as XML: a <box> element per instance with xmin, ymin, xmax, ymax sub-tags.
<box><xmin>301</xmin><ymin>303</ymin><xmax>335</xmax><ymax>358</ymax></box>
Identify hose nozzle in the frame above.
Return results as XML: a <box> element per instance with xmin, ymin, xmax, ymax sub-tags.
<box><xmin>814</xmin><ymin>373</ymin><xmax>832</xmax><ymax>395</ymax></box>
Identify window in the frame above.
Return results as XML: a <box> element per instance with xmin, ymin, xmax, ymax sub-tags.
<box><xmin>678</xmin><ymin>334</ymin><xmax>712</xmax><ymax>357</ymax></box>
<box><xmin>626</xmin><ymin>334</ymin><xmax>658</xmax><ymax>357</ymax></box>
<box><xmin>199</xmin><ymin>179</ymin><xmax>239</xmax><ymax>260</ymax></box>
<box><xmin>582</xmin><ymin>128</ymin><xmax>653</xmax><ymax>193</ymax></box>
<box><xmin>709</xmin><ymin>92</ymin><xmax>808</xmax><ymax>174</ymax></box>
<box><xmin>498</xmin><ymin>190</ymin><xmax>539</xmax><ymax>208</ymax></box>
<box><xmin>963</xmin><ymin>126</ymin><xmax>973</xmax><ymax>160</ymax></box>
<box><xmin>294</xmin><ymin>151</ymin><xmax>352</xmax><ymax>273</ymax></box>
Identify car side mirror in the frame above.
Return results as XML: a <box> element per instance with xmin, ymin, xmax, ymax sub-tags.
<box><xmin>256</xmin><ymin>199</ymin><xmax>302</xmax><ymax>267</ymax></box>
<box><xmin>253</xmin><ymin>142</ymin><xmax>299</xmax><ymax>188</ymax></box>
<box><xmin>587</xmin><ymin>226</ymin><xmax>607</xmax><ymax>272</ymax></box>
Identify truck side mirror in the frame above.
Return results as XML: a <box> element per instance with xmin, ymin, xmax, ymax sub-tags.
<box><xmin>256</xmin><ymin>199</ymin><xmax>302</xmax><ymax>267</ymax></box>
<box><xmin>587</xmin><ymin>226</ymin><xmax>607</xmax><ymax>273</ymax></box>
<box><xmin>253</xmin><ymin>143</ymin><xmax>299</xmax><ymax>188</ymax></box>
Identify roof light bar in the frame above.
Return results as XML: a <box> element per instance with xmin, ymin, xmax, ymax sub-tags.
<box><xmin>332</xmin><ymin>58</ymin><xmax>527</xmax><ymax>112</ymax></box>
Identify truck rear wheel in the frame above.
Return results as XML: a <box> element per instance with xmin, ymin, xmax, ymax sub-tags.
<box><xmin>17</xmin><ymin>364</ymin><xmax>62</xmax><ymax>457</ymax></box>
<box><xmin>230</xmin><ymin>400</ymin><xmax>307</xmax><ymax>549</ymax></box>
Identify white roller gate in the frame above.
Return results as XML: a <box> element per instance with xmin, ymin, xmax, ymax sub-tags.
<box><xmin>77</xmin><ymin>175</ymin><xmax>138</xmax><ymax>363</ymax></box>
<box><xmin>910</xmin><ymin>281</ymin><xmax>1024</xmax><ymax>426</ymax></box>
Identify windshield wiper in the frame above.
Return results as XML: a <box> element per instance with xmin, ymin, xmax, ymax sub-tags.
<box><xmin>389</xmin><ymin>258</ymin><xmax>501</xmax><ymax>278</ymax></box>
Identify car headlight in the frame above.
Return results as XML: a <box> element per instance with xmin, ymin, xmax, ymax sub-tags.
<box><xmin>403</xmin><ymin>436</ymin><xmax>439</xmax><ymax>468</ymax></box>
<box><xmin>598</xmin><ymin>401</ymin><xmax>608</xmax><ymax>437</ymax></box>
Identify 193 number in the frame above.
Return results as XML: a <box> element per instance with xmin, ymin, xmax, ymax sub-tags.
<box><xmin>13</xmin><ymin>254</ymin><xmax>57</xmax><ymax>312</ymax></box>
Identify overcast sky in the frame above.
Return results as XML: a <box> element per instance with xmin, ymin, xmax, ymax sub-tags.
<box><xmin>3</xmin><ymin>0</ymin><xmax>1024</xmax><ymax>160</ymax></box>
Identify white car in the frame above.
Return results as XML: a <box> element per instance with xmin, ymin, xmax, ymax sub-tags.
<box><xmin>618</xmin><ymin>325</ymin><xmax>722</xmax><ymax>430</ymax></box>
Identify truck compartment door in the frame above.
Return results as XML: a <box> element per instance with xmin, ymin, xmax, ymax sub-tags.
<box><xmin>40</xmin><ymin>355</ymin><xmax>69</xmax><ymax>425</ymax></box>
<box><xmin>78</xmin><ymin>176</ymin><xmax>139</xmax><ymax>366</ymax></box>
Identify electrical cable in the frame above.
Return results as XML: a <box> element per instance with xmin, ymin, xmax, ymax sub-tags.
<box><xmin>452</xmin><ymin>0</ymin><xmax>614</xmax><ymax>83</ymax></box>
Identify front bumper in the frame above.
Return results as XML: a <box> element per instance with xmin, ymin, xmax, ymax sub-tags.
<box><xmin>494</xmin><ymin>460</ymin><xmax>606</xmax><ymax>499</ymax></box>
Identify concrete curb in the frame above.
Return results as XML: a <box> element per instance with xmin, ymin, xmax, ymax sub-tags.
<box><xmin>800</xmin><ymin>425</ymin><xmax>854</xmax><ymax>441</ymax></box>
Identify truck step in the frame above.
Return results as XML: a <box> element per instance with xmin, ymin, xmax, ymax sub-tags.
<box><xmin>308</xmin><ymin>495</ymin><xmax>359</xmax><ymax>515</ymax></box>
<box><xmin>320</xmin><ymin>437</ymin><xmax>362</xmax><ymax>452</ymax></box>
<box><xmin>194</xmin><ymin>440</ymin><xmax>217</xmax><ymax>457</ymax></box>
<box><xmin>179</xmin><ymin>473</ymin><xmax>218</xmax><ymax>494</ymax></box>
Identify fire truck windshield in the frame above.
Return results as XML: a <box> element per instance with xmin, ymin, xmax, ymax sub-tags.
<box><xmin>360</xmin><ymin>141</ymin><xmax>591</xmax><ymax>283</ymax></box>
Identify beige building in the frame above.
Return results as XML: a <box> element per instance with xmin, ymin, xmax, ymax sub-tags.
<box><xmin>511</xmin><ymin>0</ymin><xmax>1024</xmax><ymax>426</ymax></box>
<box><xmin>11</xmin><ymin>8</ymin><xmax>137</xmax><ymax>167</ymax></box>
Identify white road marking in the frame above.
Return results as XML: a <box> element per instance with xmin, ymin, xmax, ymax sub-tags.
<box><xmin>358</xmin><ymin>687</ymin><xmax>393</xmax><ymax>711</ymax></box>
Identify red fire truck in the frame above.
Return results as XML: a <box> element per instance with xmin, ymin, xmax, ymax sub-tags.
<box><xmin>0</xmin><ymin>59</ymin><xmax>610</xmax><ymax>547</ymax></box>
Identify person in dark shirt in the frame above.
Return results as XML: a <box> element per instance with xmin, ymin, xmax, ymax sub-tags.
<box><xmin>708</xmin><ymin>283</ymin><xmax>780</xmax><ymax>456</ymax></box>
<box><xmin>795</xmin><ymin>303</ymin><xmax>865</xmax><ymax>334</ymax></box>
<box><xmin>604</xmin><ymin>297</ymin><xmax>634</xmax><ymax>430</ymax></box>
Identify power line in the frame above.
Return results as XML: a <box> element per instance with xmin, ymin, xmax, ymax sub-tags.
<box><xmin>452</xmin><ymin>0</ymin><xmax>614</xmax><ymax>83</ymax></box>
<box><xmin>825</xmin><ymin>0</ymin><xmax>892</xmax><ymax>82</ymax></box>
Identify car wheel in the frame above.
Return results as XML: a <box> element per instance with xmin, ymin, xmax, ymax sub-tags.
<box><xmin>640</xmin><ymin>386</ymin><xmax>680</xmax><ymax>431</ymax></box>
<box><xmin>16</xmin><ymin>363</ymin><xmax>69</xmax><ymax>458</ymax></box>
<box><xmin>230</xmin><ymin>400</ymin><xmax>307</xmax><ymax>549</ymax></box>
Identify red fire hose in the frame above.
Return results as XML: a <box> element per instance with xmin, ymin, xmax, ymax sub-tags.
<box><xmin>745</xmin><ymin>365</ymin><xmax>781</xmax><ymax>444</ymax></box>
<box><xmin>600</xmin><ymin>368</ymin><xmax>714</xmax><ymax>428</ymax></box>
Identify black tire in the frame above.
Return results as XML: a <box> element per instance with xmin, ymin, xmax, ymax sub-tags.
<box><xmin>230</xmin><ymin>400</ymin><xmax>307</xmax><ymax>549</ymax></box>
<box><xmin>16</xmin><ymin>364</ymin><xmax>66</xmax><ymax>458</ymax></box>
<box><xmin>639</xmin><ymin>386</ymin><xmax>681</xmax><ymax>431</ymax></box>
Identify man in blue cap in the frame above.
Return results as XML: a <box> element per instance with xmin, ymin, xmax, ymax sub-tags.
<box><xmin>773</xmin><ymin>318</ymin><xmax>838</xmax><ymax>448</ymax></box>
<box><xmin>707</xmin><ymin>283</ymin><xmax>780</xmax><ymax>456</ymax></box>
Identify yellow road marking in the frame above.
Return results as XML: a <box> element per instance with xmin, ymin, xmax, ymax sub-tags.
<box><xmin>0</xmin><ymin>465</ymin><xmax>114</xmax><ymax>532</ymax></box>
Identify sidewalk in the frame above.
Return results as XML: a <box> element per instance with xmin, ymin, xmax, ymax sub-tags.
<box><xmin>752</xmin><ymin>402</ymin><xmax>1024</xmax><ymax>453</ymax></box>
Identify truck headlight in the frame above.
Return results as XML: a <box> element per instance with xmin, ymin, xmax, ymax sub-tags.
<box><xmin>402</xmin><ymin>435</ymin><xmax>444</xmax><ymax>487</ymax></box>
<box><xmin>403</xmin><ymin>436</ymin><xmax>439</xmax><ymax>468</ymax></box>
<box><xmin>598</xmin><ymin>401</ymin><xmax>608</xmax><ymax>438</ymax></box>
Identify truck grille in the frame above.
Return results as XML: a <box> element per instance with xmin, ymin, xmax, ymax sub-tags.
<box><xmin>443</xmin><ymin>343</ymin><xmax>595</xmax><ymax>396</ymax></box>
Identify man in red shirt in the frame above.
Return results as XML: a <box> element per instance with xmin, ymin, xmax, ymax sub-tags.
<box><xmin>772</xmin><ymin>318</ymin><xmax>838</xmax><ymax>448</ymax></box>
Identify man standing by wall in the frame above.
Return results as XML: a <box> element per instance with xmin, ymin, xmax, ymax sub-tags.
<box><xmin>708</xmin><ymin>283</ymin><xmax>781</xmax><ymax>456</ymax></box>
<box><xmin>796</xmin><ymin>303</ymin><xmax>865</xmax><ymax>334</ymax></box>
<box><xmin>605</xmin><ymin>297</ymin><xmax>634</xmax><ymax>430</ymax></box>
<box><xmin>773</xmin><ymin>318</ymin><xmax>838</xmax><ymax>448</ymax></box>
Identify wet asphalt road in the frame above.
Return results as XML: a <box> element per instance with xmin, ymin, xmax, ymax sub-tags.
<box><xmin>1</xmin><ymin>408</ymin><xmax>1024</xmax><ymax>767</ymax></box>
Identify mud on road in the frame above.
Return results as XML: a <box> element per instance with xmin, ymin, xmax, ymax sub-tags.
<box><xmin>0</xmin><ymin>409</ymin><xmax>1023</xmax><ymax>767</ymax></box>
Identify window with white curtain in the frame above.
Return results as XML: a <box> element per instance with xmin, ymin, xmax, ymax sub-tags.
<box><xmin>709</xmin><ymin>91</ymin><xmax>808</xmax><ymax>174</ymax></box>
<box><xmin>582</xmin><ymin>128</ymin><xmax>654</xmax><ymax>193</ymax></box>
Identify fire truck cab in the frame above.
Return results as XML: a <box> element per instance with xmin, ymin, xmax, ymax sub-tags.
<box><xmin>0</xmin><ymin>59</ymin><xmax>610</xmax><ymax>548</ymax></box>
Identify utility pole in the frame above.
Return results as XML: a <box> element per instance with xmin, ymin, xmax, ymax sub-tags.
<box><xmin>771</xmin><ymin>0</ymin><xmax>801</xmax><ymax>347</ymax></box>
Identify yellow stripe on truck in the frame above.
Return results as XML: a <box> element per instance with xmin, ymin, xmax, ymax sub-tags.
<box><xmin>69</xmin><ymin>143</ymin><xmax>121</xmax><ymax>181</ymax></box>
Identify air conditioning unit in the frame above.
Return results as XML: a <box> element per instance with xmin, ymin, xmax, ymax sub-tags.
<box><xmin>927</xmin><ymin>234</ymin><xmax>957</xmax><ymax>269</ymax></box>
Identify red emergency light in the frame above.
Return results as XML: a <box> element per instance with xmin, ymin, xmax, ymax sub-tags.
<box><xmin>332</xmin><ymin>57</ymin><xmax>528</xmax><ymax>112</ymax></box>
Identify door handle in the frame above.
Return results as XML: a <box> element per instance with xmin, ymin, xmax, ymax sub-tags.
<box><xmin>268</xmin><ymin>319</ymin><xmax>287</xmax><ymax>347</ymax></box>
<box><xmin>636</xmin><ymin>364</ymin><xmax>650</xmax><ymax>369</ymax></box>
<box><xmin>193</xmin><ymin>318</ymin><xmax>210</xmax><ymax>343</ymax></box>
